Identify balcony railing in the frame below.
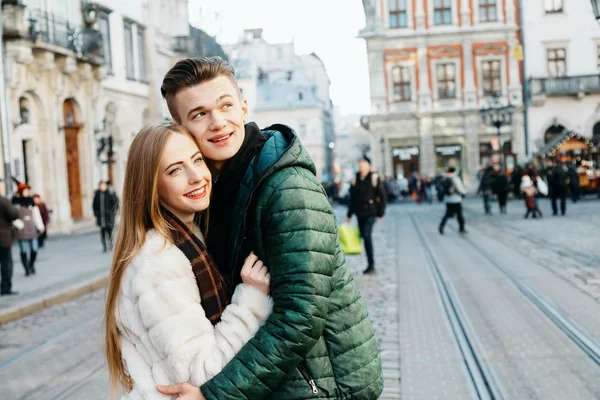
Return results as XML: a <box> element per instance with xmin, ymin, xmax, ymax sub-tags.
<box><xmin>530</xmin><ymin>74</ymin><xmax>600</xmax><ymax>97</ymax></box>
<box><xmin>171</xmin><ymin>35</ymin><xmax>190</xmax><ymax>54</ymax></box>
<box><xmin>28</xmin><ymin>9</ymin><xmax>105</xmax><ymax>64</ymax></box>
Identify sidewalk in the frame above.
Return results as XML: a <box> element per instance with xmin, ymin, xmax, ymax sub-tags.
<box><xmin>0</xmin><ymin>230</ymin><xmax>111</xmax><ymax>325</ymax></box>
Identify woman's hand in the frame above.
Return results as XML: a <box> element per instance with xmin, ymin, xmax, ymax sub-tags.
<box><xmin>240</xmin><ymin>252</ymin><xmax>270</xmax><ymax>294</ymax></box>
<box><xmin>156</xmin><ymin>383</ymin><xmax>205</xmax><ymax>399</ymax></box>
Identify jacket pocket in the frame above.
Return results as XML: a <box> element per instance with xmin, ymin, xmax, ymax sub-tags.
<box><xmin>297</xmin><ymin>363</ymin><xmax>319</xmax><ymax>394</ymax></box>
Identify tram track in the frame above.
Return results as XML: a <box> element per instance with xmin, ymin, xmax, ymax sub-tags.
<box><xmin>411</xmin><ymin>215</ymin><xmax>505</xmax><ymax>400</ymax></box>
<box><xmin>457</xmin><ymin>230</ymin><xmax>600</xmax><ymax>367</ymax></box>
<box><xmin>0</xmin><ymin>317</ymin><xmax>98</xmax><ymax>374</ymax></box>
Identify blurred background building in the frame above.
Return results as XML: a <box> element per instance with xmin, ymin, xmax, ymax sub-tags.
<box><xmin>525</xmin><ymin>0</ymin><xmax>600</xmax><ymax>154</ymax></box>
<box><xmin>359</xmin><ymin>0</ymin><xmax>525</xmax><ymax>187</ymax></box>
<box><xmin>223</xmin><ymin>29</ymin><xmax>336</xmax><ymax>182</ymax></box>
<box><xmin>0</xmin><ymin>0</ymin><xmax>226</xmax><ymax>233</ymax></box>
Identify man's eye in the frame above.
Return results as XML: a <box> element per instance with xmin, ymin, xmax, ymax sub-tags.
<box><xmin>193</xmin><ymin>112</ymin><xmax>205</xmax><ymax>119</ymax></box>
<box><xmin>223</xmin><ymin>103</ymin><xmax>233</xmax><ymax>108</ymax></box>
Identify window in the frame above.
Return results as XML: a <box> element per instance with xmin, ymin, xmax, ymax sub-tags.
<box><xmin>389</xmin><ymin>0</ymin><xmax>408</xmax><ymax>28</ymax></box>
<box><xmin>298</xmin><ymin>92</ymin><xmax>304</xmax><ymax>100</ymax></box>
<box><xmin>98</xmin><ymin>13</ymin><xmax>112</xmax><ymax>71</ymax></box>
<box><xmin>597</xmin><ymin>45</ymin><xmax>600</xmax><ymax>72</ymax></box>
<box><xmin>137</xmin><ymin>27</ymin><xmax>147</xmax><ymax>82</ymax></box>
<box><xmin>392</xmin><ymin>66</ymin><xmax>411</xmax><ymax>101</ymax></box>
<box><xmin>481</xmin><ymin>60</ymin><xmax>501</xmax><ymax>97</ymax></box>
<box><xmin>434</xmin><ymin>0</ymin><xmax>452</xmax><ymax>25</ymax></box>
<box><xmin>544</xmin><ymin>0</ymin><xmax>563</xmax><ymax>13</ymax></box>
<box><xmin>436</xmin><ymin>63</ymin><xmax>456</xmax><ymax>99</ymax></box>
<box><xmin>479</xmin><ymin>0</ymin><xmax>497</xmax><ymax>22</ymax></box>
<box><xmin>547</xmin><ymin>48</ymin><xmax>566</xmax><ymax>77</ymax></box>
<box><xmin>299</xmin><ymin>123</ymin><xmax>307</xmax><ymax>137</ymax></box>
<box><xmin>124</xmin><ymin>21</ymin><xmax>135</xmax><ymax>80</ymax></box>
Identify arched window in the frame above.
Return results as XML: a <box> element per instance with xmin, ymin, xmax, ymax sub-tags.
<box><xmin>593</xmin><ymin>121</ymin><xmax>600</xmax><ymax>140</ymax></box>
<box><xmin>298</xmin><ymin>92</ymin><xmax>304</xmax><ymax>100</ymax></box>
<box><xmin>544</xmin><ymin>123</ymin><xmax>566</xmax><ymax>144</ymax></box>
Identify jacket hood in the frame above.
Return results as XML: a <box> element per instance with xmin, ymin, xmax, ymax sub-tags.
<box><xmin>252</xmin><ymin>124</ymin><xmax>316</xmax><ymax>182</ymax></box>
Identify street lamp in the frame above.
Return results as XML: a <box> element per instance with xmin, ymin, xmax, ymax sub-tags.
<box><xmin>479</xmin><ymin>92</ymin><xmax>514</xmax><ymax>172</ymax></box>
<box><xmin>591</xmin><ymin>0</ymin><xmax>600</xmax><ymax>22</ymax></box>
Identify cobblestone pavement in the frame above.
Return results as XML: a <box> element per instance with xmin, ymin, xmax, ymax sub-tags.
<box><xmin>2</xmin><ymin>199</ymin><xmax>600</xmax><ymax>399</ymax></box>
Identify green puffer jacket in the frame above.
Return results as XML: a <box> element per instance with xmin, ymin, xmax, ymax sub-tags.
<box><xmin>201</xmin><ymin>124</ymin><xmax>383</xmax><ymax>399</ymax></box>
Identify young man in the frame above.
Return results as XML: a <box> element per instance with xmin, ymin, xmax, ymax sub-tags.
<box><xmin>345</xmin><ymin>156</ymin><xmax>386</xmax><ymax>274</ymax></box>
<box><xmin>439</xmin><ymin>167</ymin><xmax>467</xmax><ymax>235</ymax></box>
<box><xmin>156</xmin><ymin>57</ymin><xmax>383</xmax><ymax>400</ymax></box>
<box><xmin>92</xmin><ymin>181</ymin><xmax>118</xmax><ymax>252</ymax></box>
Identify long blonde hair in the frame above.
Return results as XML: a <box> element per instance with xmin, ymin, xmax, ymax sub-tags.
<box><xmin>104</xmin><ymin>122</ymin><xmax>202</xmax><ymax>398</ymax></box>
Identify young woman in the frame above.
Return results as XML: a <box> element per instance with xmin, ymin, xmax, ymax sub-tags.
<box><xmin>12</xmin><ymin>183</ymin><xmax>45</xmax><ymax>275</ymax></box>
<box><xmin>104</xmin><ymin>123</ymin><xmax>272</xmax><ymax>399</ymax></box>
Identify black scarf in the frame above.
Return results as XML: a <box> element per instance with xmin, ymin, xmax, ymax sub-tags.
<box><xmin>206</xmin><ymin>122</ymin><xmax>267</xmax><ymax>285</ymax></box>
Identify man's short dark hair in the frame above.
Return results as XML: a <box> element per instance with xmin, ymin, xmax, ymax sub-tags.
<box><xmin>161</xmin><ymin>57</ymin><xmax>238</xmax><ymax>122</ymax></box>
<box><xmin>447</xmin><ymin>167</ymin><xmax>456</xmax><ymax>173</ymax></box>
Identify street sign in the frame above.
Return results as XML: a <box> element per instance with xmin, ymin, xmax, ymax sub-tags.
<box><xmin>512</xmin><ymin>44</ymin><xmax>524</xmax><ymax>62</ymax></box>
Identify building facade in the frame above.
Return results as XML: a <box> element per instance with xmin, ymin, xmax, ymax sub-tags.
<box><xmin>1</xmin><ymin>0</ymin><xmax>190</xmax><ymax>233</ymax></box>
<box><xmin>360</xmin><ymin>0</ymin><xmax>525</xmax><ymax>188</ymax></box>
<box><xmin>524</xmin><ymin>0</ymin><xmax>600</xmax><ymax>153</ymax></box>
<box><xmin>224</xmin><ymin>29</ymin><xmax>336</xmax><ymax>182</ymax></box>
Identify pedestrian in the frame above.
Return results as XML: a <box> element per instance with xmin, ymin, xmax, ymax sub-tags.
<box><xmin>346</xmin><ymin>155</ymin><xmax>387</xmax><ymax>275</ymax></box>
<box><xmin>511</xmin><ymin>164</ymin><xmax>523</xmax><ymax>199</ymax></box>
<box><xmin>520</xmin><ymin>175</ymin><xmax>543</xmax><ymax>219</ymax></box>
<box><xmin>477</xmin><ymin>166</ymin><xmax>494</xmax><ymax>215</ymax></box>
<box><xmin>32</xmin><ymin>194</ymin><xmax>50</xmax><ymax>248</ymax></box>
<box><xmin>104</xmin><ymin>123</ymin><xmax>273</xmax><ymax>400</ymax></box>
<box><xmin>0</xmin><ymin>178</ymin><xmax>19</xmax><ymax>295</ymax></box>
<box><xmin>156</xmin><ymin>56</ymin><xmax>383</xmax><ymax>400</ymax></box>
<box><xmin>11</xmin><ymin>183</ymin><xmax>45</xmax><ymax>276</ymax></box>
<box><xmin>567</xmin><ymin>164</ymin><xmax>580</xmax><ymax>203</ymax></box>
<box><xmin>439</xmin><ymin>167</ymin><xmax>467</xmax><ymax>235</ymax></box>
<box><xmin>492</xmin><ymin>170</ymin><xmax>509</xmax><ymax>214</ymax></box>
<box><xmin>549</xmin><ymin>162</ymin><xmax>569</xmax><ymax>216</ymax></box>
<box><xmin>92</xmin><ymin>181</ymin><xmax>118</xmax><ymax>252</ymax></box>
<box><xmin>424</xmin><ymin>176</ymin><xmax>433</xmax><ymax>204</ymax></box>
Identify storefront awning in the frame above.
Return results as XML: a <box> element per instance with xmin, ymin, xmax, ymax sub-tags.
<box><xmin>534</xmin><ymin>131</ymin><xmax>594</xmax><ymax>158</ymax></box>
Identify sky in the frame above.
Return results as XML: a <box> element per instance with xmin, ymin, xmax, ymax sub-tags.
<box><xmin>188</xmin><ymin>0</ymin><xmax>370</xmax><ymax>116</ymax></box>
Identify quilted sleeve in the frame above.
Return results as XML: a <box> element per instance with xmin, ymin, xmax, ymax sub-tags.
<box><xmin>201</xmin><ymin>170</ymin><xmax>336</xmax><ymax>400</ymax></box>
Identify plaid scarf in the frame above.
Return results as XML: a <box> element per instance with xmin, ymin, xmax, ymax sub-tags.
<box><xmin>162</xmin><ymin>208</ymin><xmax>230</xmax><ymax>325</ymax></box>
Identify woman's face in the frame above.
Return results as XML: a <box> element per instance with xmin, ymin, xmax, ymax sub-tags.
<box><xmin>157</xmin><ymin>133</ymin><xmax>211</xmax><ymax>222</ymax></box>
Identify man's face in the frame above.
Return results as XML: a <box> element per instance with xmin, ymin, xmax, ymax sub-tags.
<box><xmin>172</xmin><ymin>76</ymin><xmax>249</xmax><ymax>172</ymax></box>
<box><xmin>359</xmin><ymin>160</ymin><xmax>371</xmax><ymax>175</ymax></box>
<box><xmin>99</xmin><ymin>182</ymin><xmax>107</xmax><ymax>191</ymax></box>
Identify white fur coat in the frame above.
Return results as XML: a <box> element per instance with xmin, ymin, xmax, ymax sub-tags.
<box><xmin>116</xmin><ymin>230</ymin><xmax>273</xmax><ymax>400</ymax></box>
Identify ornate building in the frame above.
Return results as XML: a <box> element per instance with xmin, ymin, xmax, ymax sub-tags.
<box><xmin>1</xmin><ymin>0</ymin><xmax>190</xmax><ymax>233</ymax></box>
<box><xmin>359</xmin><ymin>0</ymin><xmax>525</xmax><ymax>187</ymax></box>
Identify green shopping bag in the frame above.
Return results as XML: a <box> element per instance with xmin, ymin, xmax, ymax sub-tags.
<box><xmin>338</xmin><ymin>224</ymin><xmax>362</xmax><ymax>255</ymax></box>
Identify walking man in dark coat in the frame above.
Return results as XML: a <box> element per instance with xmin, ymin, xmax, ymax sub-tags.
<box><xmin>92</xmin><ymin>181</ymin><xmax>118</xmax><ymax>252</ymax></box>
<box><xmin>549</xmin><ymin>162</ymin><xmax>569</xmax><ymax>216</ymax></box>
<box><xmin>0</xmin><ymin>178</ymin><xmax>19</xmax><ymax>295</ymax></box>
<box><xmin>346</xmin><ymin>156</ymin><xmax>387</xmax><ymax>275</ymax></box>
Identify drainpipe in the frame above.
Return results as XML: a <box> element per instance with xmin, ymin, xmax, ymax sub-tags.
<box><xmin>518</xmin><ymin>0</ymin><xmax>530</xmax><ymax>158</ymax></box>
<box><xmin>0</xmin><ymin>4</ymin><xmax>14</xmax><ymax>195</ymax></box>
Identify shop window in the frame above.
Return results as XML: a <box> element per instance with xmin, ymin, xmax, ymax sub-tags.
<box><xmin>389</xmin><ymin>0</ymin><xmax>408</xmax><ymax>28</ymax></box>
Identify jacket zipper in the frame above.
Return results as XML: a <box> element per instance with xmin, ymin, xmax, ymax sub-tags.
<box><xmin>297</xmin><ymin>364</ymin><xmax>319</xmax><ymax>394</ymax></box>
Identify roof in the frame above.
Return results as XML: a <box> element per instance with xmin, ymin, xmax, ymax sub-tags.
<box><xmin>534</xmin><ymin>131</ymin><xmax>594</xmax><ymax>158</ymax></box>
<box><xmin>254</xmin><ymin>82</ymin><xmax>325</xmax><ymax>112</ymax></box>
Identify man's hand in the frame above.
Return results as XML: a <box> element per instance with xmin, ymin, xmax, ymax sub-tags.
<box><xmin>377</xmin><ymin>217</ymin><xmax>383</xmax><ymax>222</ymax></box>
<box><xmin>156</xmin><ymin>383</ymin><xmax>205</xmax><ymax>400</ymax></box>
<box><xmin>345</xmin><ymin>217</ymin><xmax>351</xmax><ymax>224</ymax></box>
